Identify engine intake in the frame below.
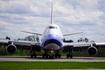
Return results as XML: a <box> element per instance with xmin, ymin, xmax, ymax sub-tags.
<box><xmin>87</xmin><ymin>46</ymin><xmax>98</xmax><ymax>56</ymax></box>
<box><xmin>6</xmin><ymin>44</ymin><xmax>17</xmax><ymax>54</ymax></box>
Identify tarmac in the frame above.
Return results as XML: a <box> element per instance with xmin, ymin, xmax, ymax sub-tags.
<box><xmin>0</xmin><ymin>56</ymin><xmax>105</xmax><ymax>62</ymax></box>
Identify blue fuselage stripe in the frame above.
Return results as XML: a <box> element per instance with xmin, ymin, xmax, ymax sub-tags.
<box><xmin>41</xmin><ymin>34</ymin><xmax>63</xmax><ymax>48</ymax></box>
<box><xmin>44</xmin><ymin>39</ymin><xmax>62</xmax><ymax>47</ymax></box>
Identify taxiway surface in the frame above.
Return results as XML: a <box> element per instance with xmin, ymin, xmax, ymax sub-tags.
<box><xmin>0</xmin><ymin>56</ymin><xmax>105</xmax><ymax>62</ymax></box>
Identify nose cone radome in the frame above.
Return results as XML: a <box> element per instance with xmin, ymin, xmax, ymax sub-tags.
<box><xmin>45</xmin><ymin>43</ymin><xmax>60</xmax><ymax>50</ymax></box>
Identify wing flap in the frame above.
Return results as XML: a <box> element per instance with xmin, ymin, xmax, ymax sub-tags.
<box><xmin>64</xmin><ymin>42</ymin><xmax>91</xmax><ymax>47</ymax></box>
<box><xmin>13</xmin><ymin>40</ymin><xmax>40</xmax><ymax>46</ymax></box>
<box><xmin>64</xmin><ymin>42</ymin><xmax>105</xmax><ymax>48</ymax></box>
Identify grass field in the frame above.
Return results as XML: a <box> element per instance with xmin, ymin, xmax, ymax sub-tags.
<box><xmin>0</xmin><ymin>62</ymin><xmax>105</xmax><ymax>70</ymax></box>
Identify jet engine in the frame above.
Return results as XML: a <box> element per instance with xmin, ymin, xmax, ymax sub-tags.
<box><xmin>6</xmin><ymin>44</ymin><xmax>17</xmax><ymax>54</ymax></box>
<box><xmin>87</xmin><ymin>46</ymin><xmax>98</xmax><ymax>56</ymax></box>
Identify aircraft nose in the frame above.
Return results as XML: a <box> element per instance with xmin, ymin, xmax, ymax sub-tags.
<box><xmin>45</xmin><ymin>43</ymin><xmax>60</xmax><ymax>50</ymax></box>
<box><xmin>44</xmin><ymin>39</ymin><xmax>62</xmax><ymax>47</ymax></box>
<box><xmin>42</xmin><ymin>34</ymin><xmax>63</xmax><ymax>47</ymax></box>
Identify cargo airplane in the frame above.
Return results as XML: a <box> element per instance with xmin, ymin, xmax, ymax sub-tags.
<box><xmin>0</xmin><ymin>3</ymin><xmax>105</xmax><ymax>59</ymax></box>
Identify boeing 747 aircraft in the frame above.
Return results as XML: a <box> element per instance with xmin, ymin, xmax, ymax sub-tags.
<box><xmin>0</xmin><ymin>3</ymin><xmax>105</xmax><ymax>59</ymax></box>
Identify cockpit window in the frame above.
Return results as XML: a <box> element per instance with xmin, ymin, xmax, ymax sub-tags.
<box><xmin>49</xmin><ymin>26</ymin><xmax>57</xmax><ymax>29</ymax></box>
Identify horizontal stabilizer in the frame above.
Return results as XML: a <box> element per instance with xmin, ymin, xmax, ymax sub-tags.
<box><xmin>63</xmin><ymin>32</ymin><xmax>83</xmax><ymax>36</ymax></box>
<box><xmin>21</xmin><ymin>31</ymin><xmax>42</xmax><ymax>36</ymax></box>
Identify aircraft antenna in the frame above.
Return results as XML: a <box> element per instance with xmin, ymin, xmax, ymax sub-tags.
<box><xmin>51</xmin><ymin>1</ymin><xmax>53</xmax><ymax>24</ymax></box>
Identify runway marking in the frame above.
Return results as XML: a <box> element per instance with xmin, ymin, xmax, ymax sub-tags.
<box><xmin>0</xmin><ymin>56</ymin><xmax>105</xmax><ymax>62</ymax></box>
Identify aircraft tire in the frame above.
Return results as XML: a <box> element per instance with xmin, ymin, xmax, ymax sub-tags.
<box><xmin>46</xmin><ymin>54</ymin><xmax>48</xmax><ymax>58</ymax></box>
<box><xmin>67</xmin><ymin>54</ymin><xmax>69</xmax><ymax>58</ymax></box>
<box><xmin>31</xmin><ymin>54</ymin><xmax>33</xmax><ymax>58</ymax></box>
<box><xmin>70</xmin><ymin>55</ymin><xmax>73</xmax><ymax>58</ymax></box>
<box><xmin>49</xmin><ymin>55</ymin><xmax>55</xmax><ymax>59</ymax></box>
<box><xmin>34</xmin><ymin>54</ymin><xmax>36</xmax><ymax>58</ymax></box>
<box><xmin>58</xmin><ymin>54</ymin><xmax>61</xmax><ymax>58</ymax></box>
<box><xmin>55</xmin><ymin>54</ymin><xmax>57</xmax><ymax>58</ymax></box>
<box><xmin>67</xmin><ymin>54</ymin><xmax>73</xmax><ymax>58</ymax></box>
<box><xmin>55</xmin><ymin>54</ymin><xmax>61</xmax><ymax>58</ymax></box>
<box><xmin>42</xmin><ymin>54</ymin><xmax>45</xmax><ymax>58</ymax></box>
<box><xmin>42</xmin><ymin>54</ymin><xmax>48</xmax><ymax>58</ymax></box>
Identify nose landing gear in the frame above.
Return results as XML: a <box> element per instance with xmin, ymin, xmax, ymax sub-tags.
<box><xmin>49</xmin><ymin>49</ymin><xmax>55</xmax><ymax>59</ymax></box>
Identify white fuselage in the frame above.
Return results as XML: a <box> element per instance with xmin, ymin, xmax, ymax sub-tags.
<box><xmin>41</xmin><ymin>24</ymin><xmax>64</xmax><ymax>51</ymax></box>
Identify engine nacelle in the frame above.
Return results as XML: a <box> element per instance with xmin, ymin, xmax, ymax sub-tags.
<box><xmin>6</xmin><ymin>44</ymin><xmax>17</xmax><ymax>54</ymax></box>
<box><xmin>87</xmin><ymin>46</ymin><xmax>98</xmax><ymax>56</ymax></box>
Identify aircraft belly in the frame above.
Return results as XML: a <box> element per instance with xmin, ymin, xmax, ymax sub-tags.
<box><xmin>44</xmin><ymin>43</ymin><xmax>60</xmax><ymax>50</ymax></box>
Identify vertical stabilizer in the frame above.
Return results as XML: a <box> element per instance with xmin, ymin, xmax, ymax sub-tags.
<box><xmin>51</xmin><ymin>1</ymin><xmax>53</xmax><ymax>24</ymax></box>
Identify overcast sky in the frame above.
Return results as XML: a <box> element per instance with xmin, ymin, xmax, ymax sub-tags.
<box><xmin>0</xmin><ymin>0</ymin><xmax>105</xmax><ymax>42</ymax></box>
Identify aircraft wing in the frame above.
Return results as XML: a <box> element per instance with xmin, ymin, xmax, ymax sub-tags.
<box><xmin>63</xmin><ymin>42</ymin><xmax>91</xmax><ymax>47</ymax></box>
<box><xmin>63</xmin><ymin>42</ymin><xmax>105</xmax><ymax>56</ymax></box>
<box><xmin>64</xmin><ymin>42</ymin><xmax>105</xmax><ymax>47</ymax></box>
<box><xmin>0</xmin><ymin>39</ymin><xmax>11</xmax><ymax>46</ymax></box>
<box><xmin>95</xmin><ymin>42</ymin><xmax>105</xmax><ymax>46</ymax></box>
<box><xmin>0</xmin><ymin>39</ymin><xmax>41</xmax><ymax>53</ymax></box>
<box><xmin>0</xmin><ymin>39</ymin><xmax>40</xmax><ymax>46</ymax></box>
<box><xmin>0</xmin><ymin>39</ymin><xmax>9</xmax><ymax>44</ymax></box>
<box><xmin>12</xmin><ymin>40</ymin><xmax>39</xmax><ymax>46</ymax></box>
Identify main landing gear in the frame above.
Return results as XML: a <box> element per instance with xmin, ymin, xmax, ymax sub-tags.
<box><xmin>67</xmin><ymin>47</ymin><xmax>73</xmax><ymax>58</ymax></box>
<box><xmin>49</xmin><ymin>50</ymin><xmax>61</xmax><ymax>59</ymax></box>
<box><xmin>42</xmin><ymin>49</ymin><xmax>55</xmax><ymax>59</ymax></box>
<box><xmin>31</xmin><ymin>51</ymin><xmax>37</xmax><ymax>58</ymax></box>
<box><xmin>55</xmin><ymin>51</ymin><xmax>61</xmax><ymax>58</ymax></box>
<box><xmin>42</xmin><ymin>51</ymin><xmax>48</xmax><ymax>58</ymax></box>
<box><xmin>42</xmin><ymin>49</ymin><xmax>61</xmax><ymax>59</ymax></box>
<box><xmin>30</xmin><ymin>48</ymin><xmax>73</xmax><ymax>59</ymax></box>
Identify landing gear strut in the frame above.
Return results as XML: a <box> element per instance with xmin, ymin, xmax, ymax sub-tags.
<box><xmin>30</xmin><ymin>46</ymin><xmax>37</xmax><ymax>58</ymax></box>
<box><xmin>49</xmin><ymin>49</ymin><xmax>55</xmax><ymax>59</ymax></box>
<box><xmin>42</xmin><ymin>51</ymin><xmax>48</xmax><ymax>58</ymax></box>
<box><xmin>55</xmin><ymin>51</ymin><xmax>61</xmax><ymax>58</ymax></box>
<box><xmin>31</xmin><ymin>51</ymin><xmax>37</xmax><ymax>58</ymax></box>
<box><xmin>67</xmin><ymin>47</ymin><xmax>73</xmax><ymax>58</ymax></box>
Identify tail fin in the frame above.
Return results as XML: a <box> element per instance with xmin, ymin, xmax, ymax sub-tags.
<box><xmin>51</xmin><ymin>1</ymin><xmax>53</xmax><ymax>24</ymax></box>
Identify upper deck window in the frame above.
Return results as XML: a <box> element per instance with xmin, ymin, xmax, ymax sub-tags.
<box><xmin>49</xmin><ymin>26</ymin><xmax>57</xmax><ymax>29</ymax></box>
